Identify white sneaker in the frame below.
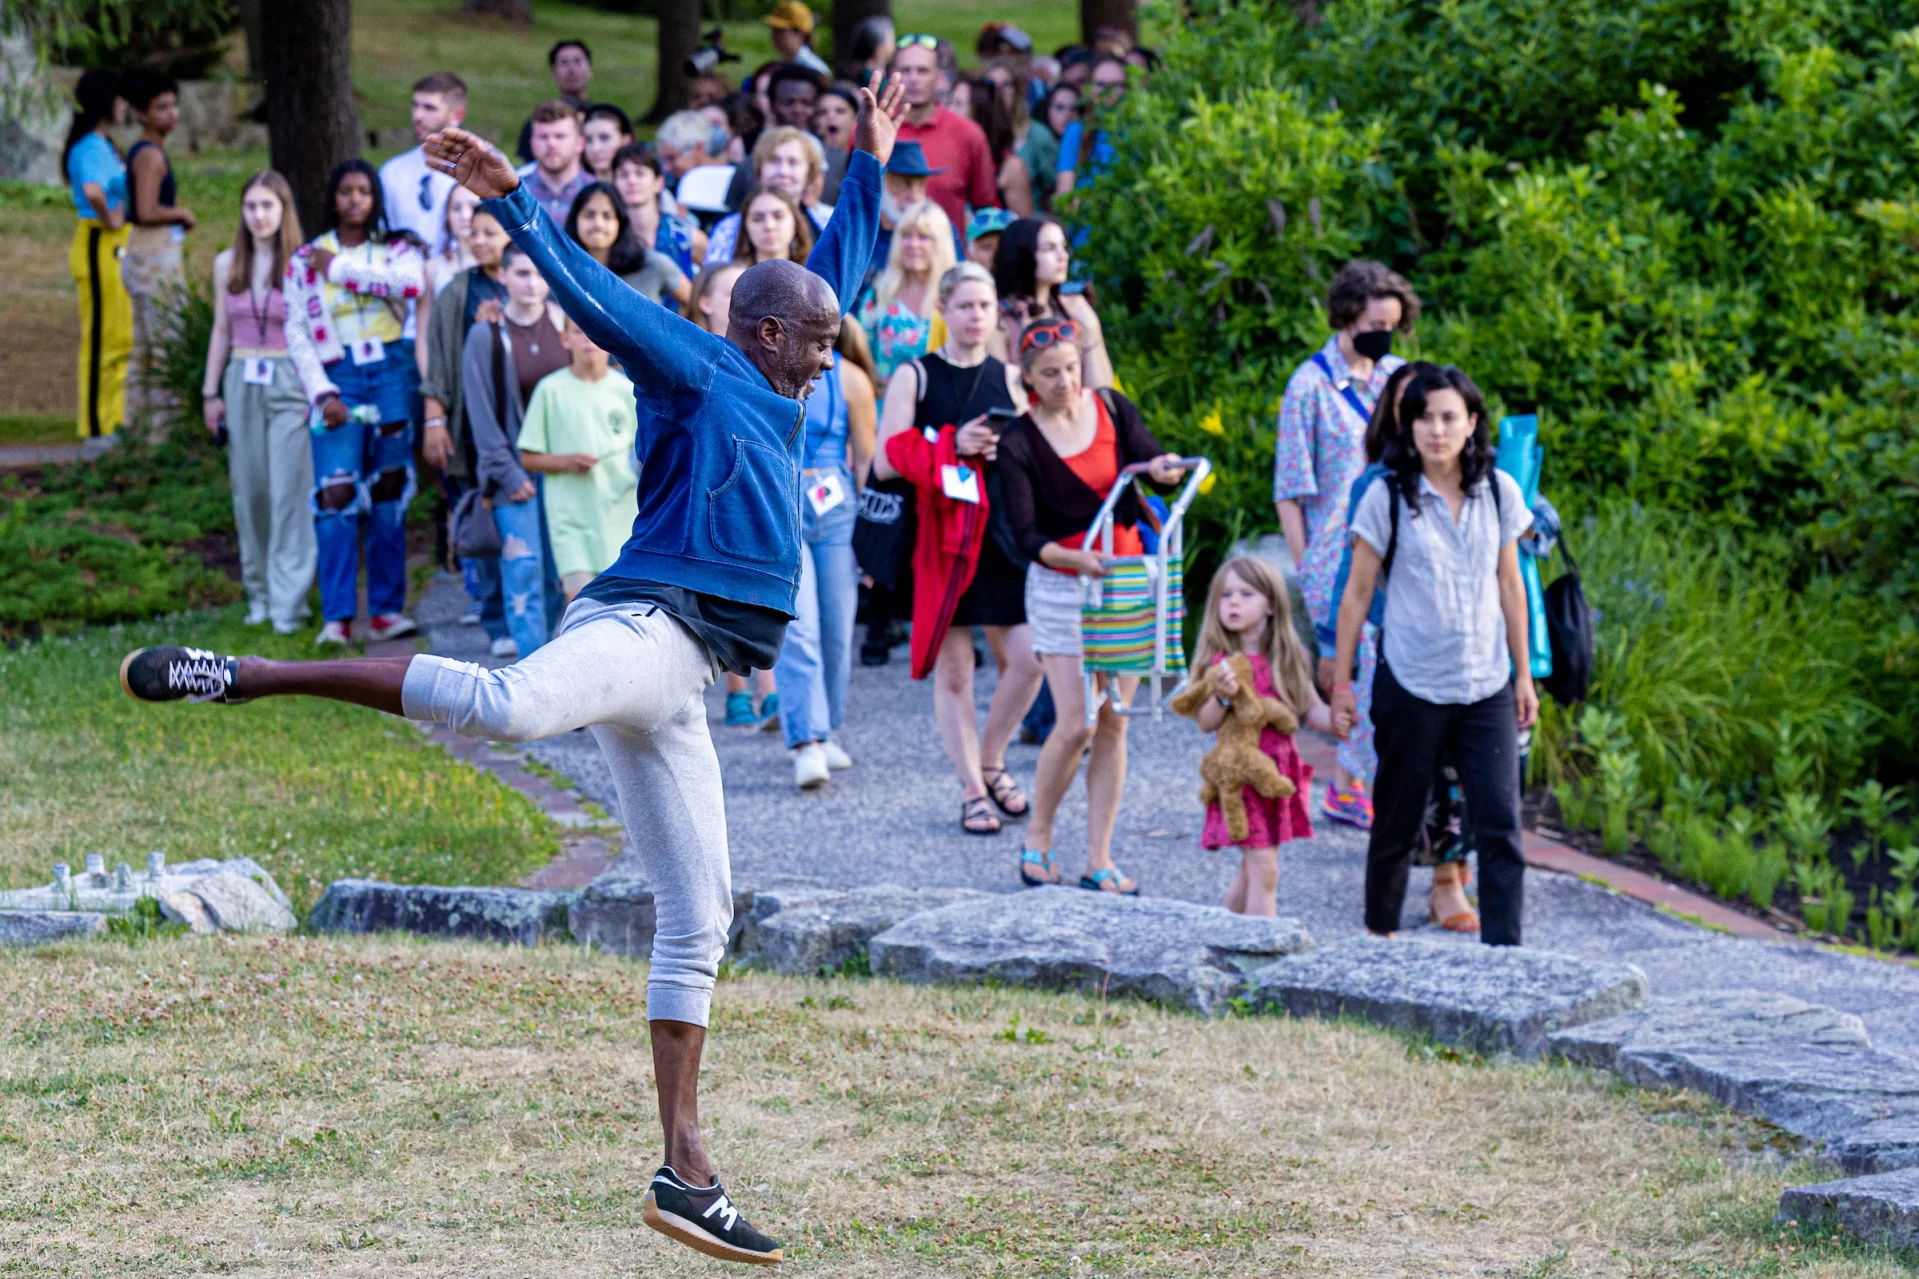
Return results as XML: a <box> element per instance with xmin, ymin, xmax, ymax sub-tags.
<box><xmin>316</xmin><ymin>620</ymin><xmax>351</xmax><ymax>646</ymax></box>
<box><xmin>793</xmin><ymin>742</ymin><xmax>830</xmax><ymax>790</ymax></box>
<box><xmin>489</xmin><ymin>636</ymin><xmax>519</xmax><ymax>659</ymax></box>
<box><xmin>458</xmin><ymin>608</ymin><xmax>482</xmax><ymax>626</ymax></box>
<box><xmin>821</xmin><ymin>739</ymin><xmax>853</xmax><ymax>770</ymax></box>
<box><xmin>243</xmin><ymin>601</ymin><xmax>270</xmax><ymax>626</ymax></box>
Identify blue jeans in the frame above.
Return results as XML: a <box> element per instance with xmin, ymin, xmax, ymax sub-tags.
<box><xmin>774</xmin><ymin>469</ymin><xmax>859</xmax><ymax>750</ymax></box>
<box><xmin>309</xmin><ymin>391</ymin><xmax>413</xmax><ymax>623</ymax></box>
<box><xmin>493</xmin><ymin>477</ymin><xmax>562</xmax><ymax>658</ymax></box>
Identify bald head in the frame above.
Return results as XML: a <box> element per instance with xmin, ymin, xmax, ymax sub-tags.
<box><xmin>726</xmin><ymin>260</ymin><xmax>842</xmax><ymax>399</ymax></box>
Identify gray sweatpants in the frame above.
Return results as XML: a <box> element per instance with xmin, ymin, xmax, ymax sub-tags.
<box><xmin>222</xmin><ymin>355</ymin><xmax>316</xmax><ymax>628</ymax></box>
<box><xmin>401</xmin><ymin>598</ymin><xmax>728</xmax><ymax>1026</ymax></box>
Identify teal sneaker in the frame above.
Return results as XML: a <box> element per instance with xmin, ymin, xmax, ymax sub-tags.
<box><xmin>723</xmin><ymin>691</ymin><xmax>756</xmax><ymax>726</ymax></box>
<box><xmin>758</xmin><ymin>691</ymin><xmax>781</xmax><ymax>732</ymax></box>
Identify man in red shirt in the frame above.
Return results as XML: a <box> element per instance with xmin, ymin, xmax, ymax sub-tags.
<box><xmin>891</xmin><ymin>35</ymin><xmax>998</xmax><ymax>230</ymax></box>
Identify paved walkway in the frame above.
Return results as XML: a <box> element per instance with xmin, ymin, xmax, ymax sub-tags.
<box><xmin>411</xmin><ymin>573</ymin><xmax>1919</xmax><ymax>1060</ymax></box>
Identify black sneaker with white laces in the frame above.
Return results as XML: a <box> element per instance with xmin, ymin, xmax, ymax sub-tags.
<box><xmin>643</xmin><ymin>1166</ymin><xmax>782</xmax><ymax>1265</ymax></box>
<box><xmin>118</xmin><ymin>647</ymin><xmax>249</xmax><ymax>705</ymax></box>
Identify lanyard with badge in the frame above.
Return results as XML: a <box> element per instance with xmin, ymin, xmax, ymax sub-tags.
<box><xmin>241</xmin><ymin>281</ymin><xmax>277</xmax><ymax>384</ymax></box>
<box><xmin>335</xmin><ymin>236</ymin><xmax>387</xmax><ymax>366</ymax></box>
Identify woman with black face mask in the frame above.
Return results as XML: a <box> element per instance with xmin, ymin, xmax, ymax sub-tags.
<box><xmin>1272</xmin><ymin>259</ymin><xmax>1419</xmax><ymax>834</ymax></box>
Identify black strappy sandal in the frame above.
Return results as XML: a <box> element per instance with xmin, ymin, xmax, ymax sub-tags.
<box><xmin>981</xmin><ymin>766</ymin><xmax>1030</xmax><ymax>819</ymax></box>
<box><xmin>961</xmin><ymin>795</ymin><xmax>1002</xmax><ymax>836</ymax></box>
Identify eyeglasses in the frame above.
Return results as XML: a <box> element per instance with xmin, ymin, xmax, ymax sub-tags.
<box><xmin>1019</xmin><ymin>319</ymin><xmax>1081</xmax><ymax>354</ymax></box>
<box><xmin>896</xmin><ymin>33</ymin><xmax>939</xmax><ymax>50</ymax></box>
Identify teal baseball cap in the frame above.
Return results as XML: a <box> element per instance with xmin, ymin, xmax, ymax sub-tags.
<box><xmin>966</xmin><ymin>207</ymin><xmax>1017</xmax><ymax>242</ymax></box>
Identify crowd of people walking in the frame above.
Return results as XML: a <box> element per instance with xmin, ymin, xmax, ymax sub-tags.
<box><xmin>79</xmin><ymin>9</ymin><xmax>1539</xmax><ymax>942</ymax></box>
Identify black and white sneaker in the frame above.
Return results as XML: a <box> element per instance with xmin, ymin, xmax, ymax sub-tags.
<box><xmin>118</xmin><ymin>647</ymin><xmax>249</xmax><ymax>705</ymax></box>
<box><xmin>643</xmin><ymin>1166</ymin><xmax>783</xmax><ymax>1265</ymax></box>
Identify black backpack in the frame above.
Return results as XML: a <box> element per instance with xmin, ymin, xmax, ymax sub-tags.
<box><xmin>1541</xmin><ymin>537</ymin><xmax>1595</xmax><ymax>706</ymax></box>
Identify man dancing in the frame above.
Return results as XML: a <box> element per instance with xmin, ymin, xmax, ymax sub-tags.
<box><xmin>117</xmin><ymin>74</ymin><xmax>908</xmax><ymax>1268</ymax></box>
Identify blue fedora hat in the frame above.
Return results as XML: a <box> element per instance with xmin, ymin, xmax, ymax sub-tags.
<box><xmin>884</xmin><ymin>141</ymin><xmax>947</xmax><ymax>178</ymax></box>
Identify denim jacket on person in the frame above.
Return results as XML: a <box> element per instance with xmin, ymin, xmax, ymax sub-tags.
<box><xmin>480</xmin><ymin>149</ymin><xmax>881</xmax><ymax>615</ymax></box>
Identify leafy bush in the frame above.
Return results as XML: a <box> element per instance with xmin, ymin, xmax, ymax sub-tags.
<box><xmin>1076</xmin><ymin>0</ymin><xmax>1919</xmax><ymax>800</ymax></box>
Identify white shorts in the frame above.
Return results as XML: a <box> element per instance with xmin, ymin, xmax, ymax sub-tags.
<box><xmin>1024</xmin><ymin>562</ymin><xmax>1084</xmax><ymax>657</ymax></box>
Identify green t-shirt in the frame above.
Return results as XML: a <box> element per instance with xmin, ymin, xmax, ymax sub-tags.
<box><xmin>517</xmin><ymin>366</ymin><xmax>640</xmax><ymax>578</ymax></box>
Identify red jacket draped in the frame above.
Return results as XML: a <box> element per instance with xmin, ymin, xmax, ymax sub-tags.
<box><xmin>884</xmin><ymin>425</ymin><xmax>990</xmax><ymax>679</ymax></box>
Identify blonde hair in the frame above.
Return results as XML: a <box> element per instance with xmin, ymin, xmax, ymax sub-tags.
<box><xmin>751</xmin><ymin>124</ymin><xmax>825</xmax><ymax>187</ymax></box>
<box><xmin>869</xmin><ymin>199</ymin><xmax>956</xmax><ymax>317</ymax></box>
<box><xmin>1192</xmin><ymin>556</ymin><xmax>1316</xmax><ymax>714</ymax></box>
<box><xmin>938</xmin><ymin>259</ymin><xmax>995</xmax><ymax>307</ymax></box>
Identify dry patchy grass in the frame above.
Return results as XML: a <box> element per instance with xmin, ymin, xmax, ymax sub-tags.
<box><xmin>0</xmin><ymin>934</ymin><xmax>1898</xmax><ymax>1277</ymax></box>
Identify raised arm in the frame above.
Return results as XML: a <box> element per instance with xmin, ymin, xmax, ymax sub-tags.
<box><xmin>423</xmin><ymin>126</ymin><xmax>727</xmax><ymax>397</ymax></box>
<box><xmin>805</xmin><ymin>74</ymin><xmax>906</xmax><ymax>318</ymax></box>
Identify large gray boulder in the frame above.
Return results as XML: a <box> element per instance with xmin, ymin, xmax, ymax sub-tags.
<box><xmin>1777</xmin><ymin>1168</ymin><xmax>1919</xmax><ymax>1247</ymax></box>
<box><xmin>744</xmin><ymin>885</ymin><xmax>992</xmax><ymax>975</ymax></box>
<box><xmin>308</xmin><ymin>880</ymin><xmax>572</xmax><ymax>946</ymax></box>
<box><xmin>1246</xmin><ymin>936</ymin><xmax>1648</xmax><ymax>1059</ymax></box>
<box><xmin>867</xmin><ymin>887</ymin><xmax>1313</xmax><ymax>1015</ymax></box>
<box><xmin>1551</xmin><ymin>990</ymin><xmax>1919</xmax><ymax>1172</ymax></box>
<box><xmin>0</xmin><ymin>911</ymin><xmax>106</xmax><ymax>947</ymax></box>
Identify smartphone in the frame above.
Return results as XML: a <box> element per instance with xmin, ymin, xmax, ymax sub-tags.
<box><xmin>984</xmin><ymin>406</ymin><xmax>1020</xmax><ymax>426</ymax></box>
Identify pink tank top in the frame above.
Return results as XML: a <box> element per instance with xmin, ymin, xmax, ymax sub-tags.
<box><xmin>226</xmin><ymin>285</ymin><xmax>287</xmax><ymax>351</ymax></box>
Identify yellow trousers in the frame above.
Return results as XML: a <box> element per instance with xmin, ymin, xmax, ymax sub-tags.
<box><xmin>68</xmin><ymin>221</ymin><xmax>132</xmax><ymax>438</ymax></box>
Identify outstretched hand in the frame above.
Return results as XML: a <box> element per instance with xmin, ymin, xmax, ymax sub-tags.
<box><xmin>423</xmin><ymin>127</ymin><xmax>521</xmax><ymax>202</ymax></box>
<box><xmin>853</xmin><ymin>71</ymin><xmax>907</xmax><ymax>167</ymax></box>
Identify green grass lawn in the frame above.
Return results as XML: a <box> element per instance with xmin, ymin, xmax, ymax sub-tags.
<box><xmin>0</xmin><ymin>415</ymin><xmax>71</xmax><ymax>445</ymax></box>
<box><xmin>0</xmin><ymin>933</ymin><xmax>1901</xmax><ymax>1276</ymax></box>
<box><xmin>0</xmin><ymin>606</ymin><xmax>560</xmax><ymax>915</ymax></box>
<box><xmin>349</xmin><ymin>0</ymin><xmax>1082</xmax><ymax>141</ymax></box>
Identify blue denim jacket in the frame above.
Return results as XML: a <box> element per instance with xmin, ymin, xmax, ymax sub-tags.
<box><xmin>481</xmin><ymin>150</ymin><xmax>881</xmax><ymax>616</ymax></box>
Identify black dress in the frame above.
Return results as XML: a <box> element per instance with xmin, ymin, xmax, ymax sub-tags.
<box><xmin>915</xmin><ymin>352</ymin><xmax>1026</xmax><ymax>627</ymax></box>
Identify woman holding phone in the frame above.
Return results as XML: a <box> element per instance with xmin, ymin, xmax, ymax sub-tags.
<box><xmin>871</xmin><ymin>261</ymin><xmax>1041</xmax><ymax>835</ymax></box>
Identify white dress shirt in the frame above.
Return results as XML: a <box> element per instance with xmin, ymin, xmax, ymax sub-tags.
<box><xmin>380</xmin><ymin>146</ymin><xmax>457</xmax><ymax>253</ymax></box>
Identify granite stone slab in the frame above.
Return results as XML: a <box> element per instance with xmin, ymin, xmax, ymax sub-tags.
<box><xmin>308</xmin><ymin>880</ymin><xmax>573</xmax><ymax>946</ymax></box>
<box><xmin>1778</xmin><ymin>1167</ymin><xmax>1919</xmax><ymax>1247</ymax></box>
<box><xmin>1246</xmin><ymin>936</ymin><xmax>1648</xmax><ymax>1059</ymax></box>
<box><xmin>867</xmin><ymin>886</ymin><xmax>1314</xmax><ymax>1015</ymax></box>
<box><xmin>186</xmin><ymin>872</ymin><xmax>298</xmax><ymax>933</ymax></box>
<box><xmin>0</xmin><ymin>910</ymin><xmax>106</xmax><ymax>946</ymax></box>
<box><xmin>566</xmin><ymin>875</ymin><xmax>759</xmax><ymax>959</ymax></box>
<box><xmin>1551</xmin><ymin>990</ymin><xmax>1919</xmax><ymax>1172</ymax></box>
<box><xmin>744</xmin><ymin>885</ymin><xmax>992</xmax><ymax>975</ymax></box>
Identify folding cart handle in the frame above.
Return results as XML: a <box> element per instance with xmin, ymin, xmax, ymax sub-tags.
<box><xmin>1083</xmin><ymin>457</ymin><xmax>1212</xmax><ymax>554</ymax></box>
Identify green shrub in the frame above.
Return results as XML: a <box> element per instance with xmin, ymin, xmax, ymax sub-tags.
<box><xmin>1077</xmin><ymin>0</ymin><xmax>1919</xmax><ymax>794</ymax></box>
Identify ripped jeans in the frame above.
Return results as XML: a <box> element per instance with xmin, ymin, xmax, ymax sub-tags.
<box><xmin>492</xmin><ymin>478</ymin><xmax>562</xmax><ymax>658</ymax></box>
<box><xmin>309</xmin><ymin>404</ymin><xmax>413</xmax><ymax>624</ymax></box>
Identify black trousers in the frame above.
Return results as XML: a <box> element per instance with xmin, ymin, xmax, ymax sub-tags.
<box><xmin>1366</xmin><ymin>662</ymin><xmax>1526</xmax><ymax>944</ymax></box>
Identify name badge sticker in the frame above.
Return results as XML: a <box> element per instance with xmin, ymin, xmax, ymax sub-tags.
<box><xmin>805</xmin><ymin>472</ymin><xmax>846</xmax><ymax>516</ymax></box>
<box><xmin>940</xmin><ymin>464</ymin><xmax>980</xmax><ymax>504</ymax></box>
<box><xmin>241</xmin><ymin>357</ymin><xmax>275</xmax><ymax>386</ymax></box>
<box><xmin>350</xmin><ymin>336</ymin><xmax>386</xmax><ymax>366</ymax></box>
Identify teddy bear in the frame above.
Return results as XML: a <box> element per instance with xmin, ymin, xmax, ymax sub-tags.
<box><xmin>1170</xmin><ymin>651</ymin><xmax>1299</xmax><ymax>842</ymax></box>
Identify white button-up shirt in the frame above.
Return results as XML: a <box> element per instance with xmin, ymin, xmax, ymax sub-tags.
<box><xmin>380</xmin><ymin>146</ymin><xmax>457</xmax><ymax>252</ymax></box>
<box><xmin>1350</xmin><ymin>468</ymin><xmax>1533</xmax><ymax>705</ymax></box>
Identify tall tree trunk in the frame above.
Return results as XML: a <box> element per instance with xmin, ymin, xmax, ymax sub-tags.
<box><xmin>262</xmin><ymin>0</ymin><xmax>359</xmax><ymax>236</ymax></box>
<box><xmin>832</xmin><ymin>0</ymin><xmax>891</xmax><ymax>78</ymax></box>
<box><xmin>236</xmin><ymin>0</ymin><xmax>266</xmax><ymax>80</ymax></box>
<box><xmin>647</xmin><ymin>0</ymin><xmax>704</xmax><ymax>123</ymax></box>
<box><xmin>1080</xmin><ymin>0</ymin><xmax>1137</xmax><ymax>48</ymax></box>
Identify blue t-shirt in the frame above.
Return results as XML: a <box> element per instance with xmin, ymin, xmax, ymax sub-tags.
<box><xmin>1056</xmin><ymin>121</ymin><xmax>1117</xmax><ymax>181</ymax></box>
<box><xmin>67</xmin><ymin>133</ymin><xmax>127</xmax><ymax>220</ymax></box>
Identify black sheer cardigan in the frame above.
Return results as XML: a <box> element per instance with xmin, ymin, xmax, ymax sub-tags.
<box><xmin>996</xmin><ymin>387</ymin><xmax>1169</xmax><ymax>563</ymax></box>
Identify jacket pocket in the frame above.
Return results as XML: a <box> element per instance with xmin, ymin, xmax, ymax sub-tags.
<box><xmin>708</xmin><ymin>435</ymin><xmax>797</xmax><ymax>566</ymax></box>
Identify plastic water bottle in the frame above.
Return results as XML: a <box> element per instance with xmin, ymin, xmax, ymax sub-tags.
<box><xmin>348</xmin><ymin>403</ymin><xmax>382</xmax><ymax>425</ymax></box>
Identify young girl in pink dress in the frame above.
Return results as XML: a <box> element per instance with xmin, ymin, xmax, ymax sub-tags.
<box><xmin>1190</xmin><ymin>556</ymin><xmax>1347</xmax><ymax>916</ymax></box>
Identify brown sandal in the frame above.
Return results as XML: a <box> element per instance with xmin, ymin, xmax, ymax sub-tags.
<box><xmin>981</xmin><ymin>766</ymin><xmax>1029</xmax><ymax>819</ymax></box>
<box><xmin>1429</xmin><ymin>861</ymin><xmax>1481</xmax><ymax>933</ymax></box>
<box><xmin>961</xmin><ymin>794</ymin><xmax>1002</xmax><ymax>836</ymax></box>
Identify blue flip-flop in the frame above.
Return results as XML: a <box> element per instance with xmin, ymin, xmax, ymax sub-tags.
<box><xmin>1019</xmin><ymin>847</ymin><xmax>1059</xmax><ymax>887</ymax></box>
<box><xmin>1078</xmin><ymin>867</ymin><xmax>1139</xmax><ymax>896</ymax></box>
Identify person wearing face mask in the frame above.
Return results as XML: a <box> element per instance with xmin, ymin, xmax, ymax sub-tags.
<box><xmin>1273</xmin><ymin>260</ymin><xmax>1419</xmax><ymax>831</ymax></box>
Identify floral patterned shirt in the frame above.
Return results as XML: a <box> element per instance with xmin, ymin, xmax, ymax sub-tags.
<box><xmin>855</xmin><ymin>290</ymin><xmax>937</xmax><ymax>383</ymax></box>
<box><xmin>1272</xmin><ymin>335</ymin><xmax>1405</xmax><ymax>628</ymax></box>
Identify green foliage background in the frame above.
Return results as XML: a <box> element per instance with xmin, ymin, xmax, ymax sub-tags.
<box><xmin>1074</xmin><ymin>0</ymin><xmax>1919</xmax><ymax>801</ymax></box>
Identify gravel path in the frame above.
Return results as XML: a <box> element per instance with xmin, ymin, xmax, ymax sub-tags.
<box><xmin>414</xmin><ymin>572</ymin><xmax>1919</xmax><ymax>1059</ymax></box>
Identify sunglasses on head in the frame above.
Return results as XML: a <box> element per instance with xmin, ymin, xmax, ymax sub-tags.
<box><xmin>897</xmin><ymin>33</ymin><xmax>940</xmax><ymax>50</ymax></box>
<box><xmin>1020</xmin><ymin>319</ymin><xmax>1081</xmax><ymax>354</ymax></box>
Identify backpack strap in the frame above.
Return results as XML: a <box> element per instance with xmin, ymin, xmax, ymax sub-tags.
<box><xmin>1380</xmin><ymin>480</ymin><xmax>1401</xmax><ymax>582</ymax></box>
<box><xmin>1309</xmin><ymin>350</ymin><xmax>1375</xmax><ymax>424</ymax></box>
